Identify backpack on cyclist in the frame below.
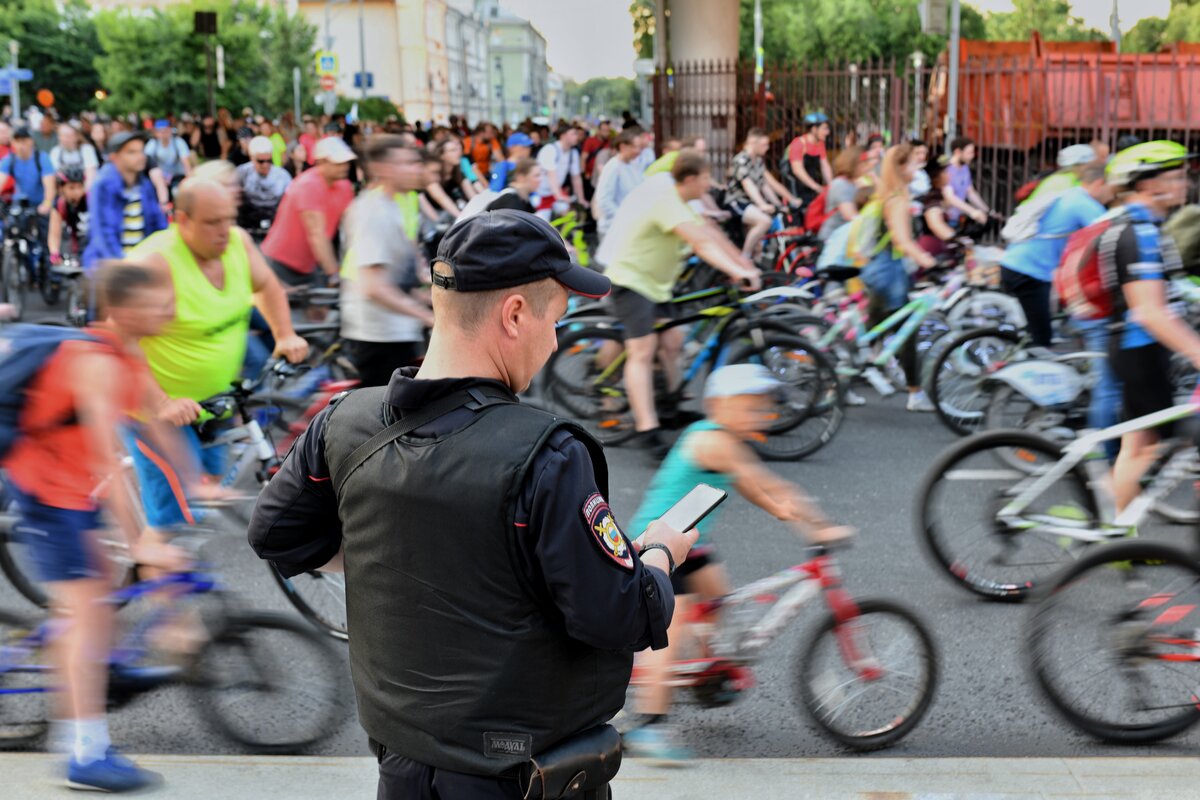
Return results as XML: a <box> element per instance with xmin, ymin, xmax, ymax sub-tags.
<box><xmin>1001</xmin><ymin>187</ymin><xmax>1068</xmax><ymax>244</ymax></box>
<box><xmin>844</xmin><ymin>199</ymin><xmax>890</xmax><ymax>267</ymax></box>
<box><xmin>803</xmin><ymin>186</ymin><xmax>831</xmax><ymax>234</ymax></box>
<box><xmin>0</xmin><ymin>325</ymin><xmax>102</xmax><ymax>460</ymax></box>
<box><xmin>1165</xmin><ymin>205</ymin><xmax>1200</xmax><ymax>275</ymax></box>
<box><xmin>1052</xmin><ymin>210</ymin><xmax>1130</xmax><ymax>321</ymax></box>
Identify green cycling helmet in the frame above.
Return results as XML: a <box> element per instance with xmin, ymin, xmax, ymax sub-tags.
<box><xmin>1106</xmin><ymin>140</ymin><xmax>1195</xmax><ymax>187</ymax></box>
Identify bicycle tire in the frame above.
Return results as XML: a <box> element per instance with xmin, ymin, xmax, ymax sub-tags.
<box><xmin>798</xmin><ymin>598</ymin><xmax>938</xmax><ymax>750</ymax></box>
<box><xmin>2</xmin><ymin>247</ymin><xmax>24</xmax><ymax>321</ymax></box>
<box><xmin>928</xmin><ymin>326</ymin><xmax>1023</xmax><ymax>437</ymax></box>
<box><xmin>916</xmin><ymin>429</ymin><xmax>1099</xmax><ymax>602</ymax></box>
<box><xmin>269</xmin><ymin>564</ymin><xmax>348</xmax><ymax>641</ymax></box>
<box><xmin>189</xmin><ymin>611</ymin><xmax>348</xmax><ymax>753</ymax></box>
<box><xmin>65</xmin><ymin>279</ymin><xmax>87</xmax><ymax>327</ymax></box>
<box><xmin>0</xmin><ymin>528</ymin><xmax>50</xmax><ymax>609</ymax></box>
<box><xmin>543</xmin><ymin>325</ymin><xmax>639</xmax><ymax>445</ymax></box>
<box><xmin>0</xmin><ymin>608</ymin><xmax>49</xmax><ymax>748</ymax></box>
<box><xmin>722</xmin><ymin>333</ymin><xmax>844</xmax><ymax>461</ymax></box>
<box><xmin>1028</xmin><ymin>540</ymin><xmax>1200</xmax><ymax>744</ymax></box>
<box><xmin>983</xmin><ymin>384</ymin><xmax>1078</xmax><ymax>448</ymax></box>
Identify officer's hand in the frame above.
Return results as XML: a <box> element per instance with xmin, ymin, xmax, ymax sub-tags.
<box><xmin>638</xmin><ymin>520</ymin><xmax>700</xmax><ymax>572</ymax></box>
<box><xmin>273</xmin><ymin>333</ymin><xmax>311</xmax><ymax>364</ymax></box>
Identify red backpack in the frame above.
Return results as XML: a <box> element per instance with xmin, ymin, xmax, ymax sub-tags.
<box><xmin>803</xmin><ymin>186</ymin><xmax>831</xmax><ymax>233</ymax></box>
<box><xmin>1053</xmin><ymin>211</ymin><xmax>1128</xmax><ymax>321</ymax></box>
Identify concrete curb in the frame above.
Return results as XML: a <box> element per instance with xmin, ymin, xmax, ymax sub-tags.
<box><xmin>3</xmin><ymin>753</ymin><xmax>1197</xmax><ymax>799</ymax></box>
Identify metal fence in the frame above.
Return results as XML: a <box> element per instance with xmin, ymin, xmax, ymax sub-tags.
<box><xmin>652</xmin><ymin>53</ymin><xmax>1200</xmax><ymax>216</ymax></box>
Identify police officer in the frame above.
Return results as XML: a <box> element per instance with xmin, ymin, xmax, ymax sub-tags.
<box><xmin>248</xmin><ymin>209</ymin><xmax>697</xmax><ymax>799</ymax></box>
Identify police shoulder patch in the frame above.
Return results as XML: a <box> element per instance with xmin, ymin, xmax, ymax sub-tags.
<box><xmin>582</xmin><ymin>492</ymin><xmax>634</xmax><ymax>570</ymax></box>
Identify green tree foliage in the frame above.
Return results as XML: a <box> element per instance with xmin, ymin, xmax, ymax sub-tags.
<box><xmin>563</xmin><ymin>78</ymin><xmax>641</xmax><ymax>120</ymax></box>
<box><xmin>630</xmin><ymin>0</ymin><xmax>656</xmax><ymax>60</ymax></box>
<box><xmin>331</xmin><ymin>95</ymin><xmax>401</xmax><ymax>123</ymax></box>
<box><xmin>94</xmin><ymin>0</ymin><xmax>318</xmax><ymax>118</ymax></box>
<box><xmin>1163</xmin><ymin>0</ymin><xmax>1200</xmax><ymax>43</ymax></box>
<box><xmin>983</xmin><ymin>0</ymin><xmax>1104</xmax><ymax>41</ymax></box>
<box><xmin>0</xmin><ymin>0</ymin><xmax>100</xmax><ymax>117</ymax></box>
<box><xmin>1124</xmin><ymin>16</ymin><xmax>1169</xmax><ymax>52</ymax></box>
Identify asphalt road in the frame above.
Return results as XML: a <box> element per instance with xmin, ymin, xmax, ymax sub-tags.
<box><xmin>4</xmin><ymin>298</ymin><xmax>1199</xmax><ymax>760</ymax></box>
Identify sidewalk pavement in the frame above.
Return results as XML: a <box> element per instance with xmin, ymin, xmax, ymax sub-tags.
<box><xmin>4</xmin><ymin>753</ymin><xmax>1198</xmax><ymax>799</ymax></box>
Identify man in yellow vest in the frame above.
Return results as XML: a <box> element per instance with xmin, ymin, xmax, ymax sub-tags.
<box><xmin>126</xmin><ymin>177</ymin><xmax>308</xmax><ymax>529</ymax></box>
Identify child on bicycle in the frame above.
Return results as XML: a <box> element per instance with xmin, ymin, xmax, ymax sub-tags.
<box><xmin>622</xmin><ymin>364</ymin><xmax>854</xmax><ymax>762</ymax></box>
<box><xmin>48</xmin><ymin>167</ymin><xmax>89</xmax><ymax>267</ymax></box>
<box><xmin>2</xmin><ymin>262</ymin><xmax>190</xmax><ymax>792</ymax></box>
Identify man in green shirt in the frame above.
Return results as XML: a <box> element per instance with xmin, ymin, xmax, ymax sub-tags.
<box><xmin>595</xmin><ymin>150</ymin><xmax>761</xmax><ymax>458</ymax></box>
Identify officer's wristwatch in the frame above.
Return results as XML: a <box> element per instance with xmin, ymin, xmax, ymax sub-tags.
<box><xmin>640</xmin><ymin>542</ymin><xmax>676</xmax><ymax>575</ymax></box>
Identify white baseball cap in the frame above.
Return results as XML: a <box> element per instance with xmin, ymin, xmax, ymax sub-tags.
<box><xmin>704</xmin><ymin>364</ymin><xmax>782</xmax><ymax>399</ymax></box>
<box><xmin>1057</xmin><ymin>144</ymin><xmax>1097</xmax><ymax>169</ymax></box>
<box><xmin>248</xmin><ymin>136</ymin><xmax>274</xmax><ymax>157</ymax></box>
<box><xmin>315</xmin><ymin>136</ymin><xmax>357</xmax><ymax>164</ymax></box>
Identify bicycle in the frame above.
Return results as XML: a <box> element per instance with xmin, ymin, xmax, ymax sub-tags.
<box><xmin>1028</xmin><ymin>538</ymin><xmax>1200</xmax><ymax>743</ymax></box>
<box><xmin>550</xmin><ymin>208</ymin><xmax>592</xmax><ymax>267</ymax></box>
<box><xmin>0</xmin><ymin>528</ymin><xmax>348</xmax><ymax>752</ymax></box>
<box><xmin>621</xmin><ymin>544</ymin><xmax>938</xmax><ymax>750</ymax></box>
<box><xmin>0</xmin><ymin>200</ymin><xmax>50</xmax><ymax>321</ymax></box>
<box><xmin>915</xmin><ymin>388</ymin><xmax>1200</xmax><ymax>601</ymax></box>
<box><xmin>543</xmin><ymin>282</ymin><xmax>844</xmax><ymax>461</ymax></box>
<box><xmin>0</xmin><ymin>363</ymin><xmax>350</xmax><ymax>641</ymax></box>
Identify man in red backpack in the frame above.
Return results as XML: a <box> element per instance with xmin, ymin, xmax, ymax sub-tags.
<box><xmin>2</xmin><ymin>262</ymin><xmax>190</xmax><ymax>791</ymax></box>
<box><xmin>1098</xmin><ymin>141</ymin><xmax>1198</xmax><ymax>511</ymax></box>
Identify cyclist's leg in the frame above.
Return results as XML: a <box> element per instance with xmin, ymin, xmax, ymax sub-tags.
<box><xmin>1110</xmin><ymin>343</ymin><xmax>1174</xmax><ymax>511</ymax></box>
<box><xmin>740</xmin><ymin>205</ymin><xmax>771</xmax><ymax>258</ymax></box>
<box><xmin>656</xmin><ymin>322</ymin><xmax>685</xmax><ymax>395</ymax></box>
<box><xmin>1075</xmin><ymin>318</ymin><xmax>1121</xmax><ymax>460</ymax></box>
<box><xmin>999</xmin><ymin>268</ymin><xmax>1052</xmax><ymax>348</ymax></box>
<box><xmin>625</xmin><ymin>333</ymin><xmax>660</xmax><ymax>432</ymax></box>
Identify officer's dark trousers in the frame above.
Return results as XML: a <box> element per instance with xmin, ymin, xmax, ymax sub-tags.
<box><xmin>376</xmin><ymin>747</ymin><xmax>523</xmax><ymax>800</ymax></box>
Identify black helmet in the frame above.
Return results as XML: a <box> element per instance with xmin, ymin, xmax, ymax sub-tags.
<box><xmin>58</xmin><ymin>167</ymin><xmax>86</xmax><ymax>185</ymax></box>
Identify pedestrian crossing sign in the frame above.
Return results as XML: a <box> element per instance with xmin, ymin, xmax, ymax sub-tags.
<box><xmin>316</xmin><ymin>51</ymin><xmax>338</xmax><ymax>77</ymax></box>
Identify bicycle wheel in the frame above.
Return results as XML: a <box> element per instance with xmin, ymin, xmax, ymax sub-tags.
<box><xmin>928</xmin><ymin>326</ymin><xmax>1024</xmax><ymax>436</ymax></box>
<box><xmin>1150</xmin><ymin>445</ymin><xmax>1200</xmax><ymax>526</ymax></box>
<box><xmin>916</xmin><ymin>429</ymin><xmax>1100</xmax><ymax>601</ymax></box>
<box><xmin>190</xmin><ymin>611</ymin><xmax>348</xmax><ymax>753</ymax></box>
<box><xmin>543</xmin><ymin>326</ymin><xmax>638</xmax><ymax>445</ymax></box>
<box><xmin>0</xmin><ymin>526</ymin><xmax>49</xmax><ymax>609</ymax></box>
<box><xmin>65</xmin><ymin>278</ymin><xmax>88</xmax><ymax>327</ymax></box>
<box><xmin>270</xmin><ymin>564</ymin><xmax>348</xmax><ymax>641</ymax></box>
<box><xmin>1</xmin><ymin>247</ymin><xmax>24</xmax><ymax>321</ymax></box>
<box><xmin>798</xmin><ymin>598</ymin><xmax>937</xmax><ymax>750</ymax></box>
<box><xmin>1028</xmin><ymin>540</ymin><xmax>1200</xmax><ymax>743</ymax></box>
<box><xmin>946</xmin><ymin>289</ymin><xmax>1026</xmax><ymax>330</ymax></box>
<box><xmin>983</xmin><ymin>384</ymin><xmax>1079</xmax><ymax>451</ymax></box>
<box><xmin>722</xmin><ymin>334</ymin><xmax>844</xmax><ymax>461</ymax></box>
<box><xmin>0</xmin><ymin>609</ymin><xmax>49</xmax><ymax>747</ymax></box>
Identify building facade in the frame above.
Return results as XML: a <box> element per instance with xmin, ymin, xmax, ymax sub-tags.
<box><xmin>478</xmin><ymin>0</ymin><xmax>549</xmax><ymax>125</ymax></box>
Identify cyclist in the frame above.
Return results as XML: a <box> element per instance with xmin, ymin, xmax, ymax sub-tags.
<box><xmin>124</xmin><ymin>178</ymin><xmax>309</xmax><ymax>532</ymax></box>
<box><xmin>488</xmin><ymin>131</ymin><xmax>534</xmax><ymax>191</ymax></box>
<box><xmin>535</xmin><ymin>124</ymin><xmax>588</xmax><ymax>221</ymax></box>
<box><xmin>0</xmin><ymin>120</ymin><xmax>12</xmax><ymax>160</ymax></box>
<box><xmin>486</xmin><ymin>158</ymin><xmax>543</xmax><ymax>214</ymax></box>
<box><xmin>235</xmin><ymin>136</ymin><xmax>292</xmax><ymax>235</ymax></box>
<box><xmin>258</xmin><ymin>118</ymin><xmax>288</xmax><ymax>167</ymax></box>
<box><xmin>426</xmin><ymin>137</ymin><xmax>479</xmax><ymax>220</ymax></box>
<box><xmin>83</xmin><ymin>132</ymin><xmax>168</xmax><ymax>273</ymax></box>
<box><xmin>596</xmin><ymin>150</ymin><xmax>762</xmax><ymax>458</ymax></box>
<box><xmin>0</xmin><ymin>125</ymin><xmax>56</xmax><ymax>222</ymax></box>
<box><xmin>582</xmin><ymin>117</ymin><xmax>613</xmax><ymax>190</ymax></box>
<box><xmin>623</xmin><ymin>364</ymin><xmax>854</xmax><ymax>761</ymax></box>
<box><xmin>50</xmin><ymin>124</ymin><xmax>100</xmax><ymax>189</ymax></box>
<box><xmin>592</xmin><ymin>128</ymin><xmax>646</xmax><ymax>238</ymax></box>
<box><xmin>1101</xmin><ymin>141</ymin><xmax>1199</xmax><ymax>511</ymax></box>
<box><xmin>340</xmin><ymin>138</ymin><xmax>434</xmax><ymax>387</ymax></box>
<box><xmin>860</xmin><ymin>143</ymin><xmax>939</xmax><ymax>412</ymax></box>
<box><xmin>726</xmin><ymin>128</ymin><xmax>798</xmax><ymax>259</ymax></box>
<box><xmin>144</xmin><ymin>120</ymin><xmax>192</xmax><ymax>199</ymax></box>
<box><xmin>2</xmin><ymin>262</ymin><xmax>187</xmax><ymax>792</ymax></box>
<box><xmin>48</xmin><ymin>167</ymin><xmax>89</xmax><ymax>266</ymax></box>
<box><xmin>942</xmin><ymin>137</ymin><xmax>990</xmax><ymax>228</ymax></box>
<box><xmin>999</xmin><ymin>160</ymin><xmax>1112</xmax><ymax>348</ymax></box>
<box><xmin>786</xmin><ymin>112</ymin><xmax>831</xmax><ymax>209</ymax></box>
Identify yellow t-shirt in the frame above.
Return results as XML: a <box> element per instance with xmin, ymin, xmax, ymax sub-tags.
<box><xmin>131</xmin><ymin>227</ymin><xmax>253</xmax><ymax>402</ymax></box>
<box><xmin>596</xmin><ymin>174</ymin><xmax>700</xmax><ymax>303</ymax></box>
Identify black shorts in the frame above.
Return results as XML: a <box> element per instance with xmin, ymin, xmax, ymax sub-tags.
<box><xmin>267</xmin><ymin>256</ymin><xmax>324</xmax><ymax>289</ymax></box>
<box><xmin>1110</xmin><ymin>342</ymin><xmax>1176</xmax><ymax>434</ymax></box>
<box><xmin>346</xmin><ymin>340</ymin><xmax>423</xmax><ymax>388</ymax></box>
<box><xmin>608</xmin><ymin>286</ymin><xmax>676</xmax><ymax>339</ymax></box>
<box><xmin>670</xmin><ymin>546</ymin><xmax>719</xmax><ymax>595</ymax></box>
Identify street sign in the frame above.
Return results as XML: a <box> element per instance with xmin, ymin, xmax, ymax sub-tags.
<box><xmin>920</xmin><ymin>0</ymin><xmax>948</xmax><ymax>35</ymax></box>
<box><xmin>0</xmin><ymin>68</ymin><xmax>32</xmax><ymax>82</ymax></box>
<box><xmin>0</xmin><ymin>79</ymin><xmax>10</xmax><ymax>95</ymax></box>
<box><xmin>353</xmin><ymin>72</ymin><xmax>373</xmax><ymax>89</ymax></box>
<box><xmin>315</xmin><ymin>51</ymin><xmax>338</xmax><ymax>77</ymax></box>
<box><xmin>320</xmin><ymin>75</ymin><xmax>336</xmax><ymax>92</ymax></box>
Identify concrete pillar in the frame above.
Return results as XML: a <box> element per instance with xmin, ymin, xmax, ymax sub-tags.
<box><xmin>663</xmin><ymin>0</ymin><xmax>739</xmax><ymax>64</ymax></box>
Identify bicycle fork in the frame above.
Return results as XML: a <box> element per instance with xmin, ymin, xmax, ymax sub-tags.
<box><xmin>809</xmin><ymin>556</ymin><xmax>884</xmax><ymax>681</ymax></box>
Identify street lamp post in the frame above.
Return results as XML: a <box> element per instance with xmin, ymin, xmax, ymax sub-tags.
<box><xmin>911</xmin><ymin>51</ymin><xmax>925</xmax><ymax>138</ymax></box>
<box><xmin>8</xmin><ymin>40</ymin><xmax>19</xmax><ymax>121</ymax></box>
<box><xmin>358</xmin><ymin>0</ymin><xmax>367</xmax><ymax>100</ymax></box>
<box><xmin>945</xmin><ymin>0</ymin><xmax>961</xmax><ymax>154</ymax></box>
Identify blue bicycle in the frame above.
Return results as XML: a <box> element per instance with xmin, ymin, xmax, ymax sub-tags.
<box><xmin>0</xmin><ymin>530</ymin><xmax>348</xmax><ymax>752</ymax></box>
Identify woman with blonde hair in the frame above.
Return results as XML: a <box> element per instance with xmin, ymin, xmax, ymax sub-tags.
<box><xmin>860</xmin><ymin>143</ymin><xmax>938</xmax><ymax>411</ymax></box>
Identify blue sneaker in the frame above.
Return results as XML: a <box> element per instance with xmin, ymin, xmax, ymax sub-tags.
<box><xmin>66</xmin><ymin>748</ymin><xmax>158</xmax><ymax>792</ymax></box>
<box><xmin>622</xmin><ymin>725</ymin><xmax>694</xmax><ymax>766</ymax></box>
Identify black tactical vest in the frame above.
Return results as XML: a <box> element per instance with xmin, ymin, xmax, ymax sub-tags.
<box><xmin>323</xmin><ymin>383</ymin><xmax>631</xmax><ymax>776</ymax></box>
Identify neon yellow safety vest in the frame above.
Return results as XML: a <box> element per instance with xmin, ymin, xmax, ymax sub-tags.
<box><xmin>132</xmin><ymin>227</ymin><xmax>253</xmax><ymax>402</ymax></box>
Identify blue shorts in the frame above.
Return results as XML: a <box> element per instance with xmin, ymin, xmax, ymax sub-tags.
<box><xmin>7</xmin><ymin>482</ymin><xmax>105</xmax><ymax>583</ymax></box>
<box><xmin>121</xmin><ymin>425</ymin><xmax>226</xmax><ymax>528</ymax></box>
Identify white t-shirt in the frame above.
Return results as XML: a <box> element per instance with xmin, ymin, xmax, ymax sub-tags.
<box><xmin>50</xmin><ymin>144</ymin><xmax>99</xmax><ymax>173</ymax></box>
<box><xmin>536</xmin><ymin>140</ymin><xmax>580</xmax><ymax>197</ymax></box>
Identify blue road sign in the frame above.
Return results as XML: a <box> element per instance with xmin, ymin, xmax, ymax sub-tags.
<box><xmin>353</xmin><ymin>72</ymin><xmax>373</xmax><ymax>89</ymax></box>
<box><xmin>0</xmin><ymin>79</ymin><xmax>10</xmax><ymax>95</ymax></box>
<box><xmin>0</xmin><ymin>68</ymin><xmax>33</xmax><ymax>82</ymax></box>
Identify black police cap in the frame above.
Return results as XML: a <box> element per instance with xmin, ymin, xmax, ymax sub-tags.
<box><xmin>432</xmin><ymin>209</ymin><xmax>610</xmax><ymax>299</ymax></box>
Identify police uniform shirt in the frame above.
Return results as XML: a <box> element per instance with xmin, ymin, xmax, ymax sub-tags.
<box><xmin>248</xmin><ymin>369</ymin><xmax>674</xmax><ymax>652</ymax></box>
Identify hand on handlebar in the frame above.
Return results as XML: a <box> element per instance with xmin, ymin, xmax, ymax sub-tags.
<box><xmin>914</xmin><ymin>250</ymin><xmax>938</xmax><ymax>271</ymax></box>
<box><xmin>273</xmin><ymin>333</ymin><xmax>311</xmax><ymax>365</ymax></box>
<box><xmin>159</xmin><ymin>397</ymin><xmax>204</xmax><ymax>427</ymax></box>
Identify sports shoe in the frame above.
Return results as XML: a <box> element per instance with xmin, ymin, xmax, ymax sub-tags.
<box><xmin>844</xmin><ymin>389</ymin><xmax>866</xmax><ymax>406</ymax></box>
<box><xmin>906</xmin><ymin>390</ymin><xmax>936</xmax><ymax>412</ymax></box>
<box><xmin>862</xmin><ymin>367</ymin><xmax>896</xmax><ymax>397</ymax></box>
<box><xmin>623</xmin><ymin>724</ymin><xmax>694</xmax><ymax>765</ymax></box>
<box><xmin>66</xmin><ymin>747</ymin><xmax>159</xmax><ymax>792</ymax></box>
<box><xmin>630</xmin><ymin>428</ymin><xmax>672</xmax><ymax>461</ymax></box>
